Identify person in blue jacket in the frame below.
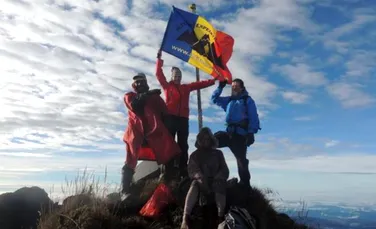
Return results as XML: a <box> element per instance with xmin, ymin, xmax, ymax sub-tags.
<box><xmin>211</xmin><ymin>78</ymin><xmax>261</xmax><ymax>187</ymax></box>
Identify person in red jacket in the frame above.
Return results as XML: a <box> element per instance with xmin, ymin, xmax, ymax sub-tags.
<box><xmin>156</xmin><ymin>50</ymin><xmax>217</xmax><ymax>178</ymax></box>
<box><xmin>122</xmin><ymin>73</ymin><xmax>181</xmax><ymax>195</ymax></box>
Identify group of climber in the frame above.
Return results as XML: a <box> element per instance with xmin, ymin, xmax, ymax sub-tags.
<box><xmin>121</xmin><ymin>50</ymin><xmax>261</xmax><ymax>228</ymax></box>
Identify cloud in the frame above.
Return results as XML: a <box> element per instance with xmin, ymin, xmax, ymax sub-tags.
<box><xmin>325</xmin><ymin>14</ymin><xmax>375</xmax><ymax>40</ymax></box>
<box><xmin>215</xmin><ymin>0</ymin><xmax>318</xmax><ymax>55</ymax></box>
<box><xmin>321</xmin><ymin>9</ymin><xmax>376</xmax><ymax>53</ymax></box>
<box><xmin>327</xmin><ymin>82</ymin><xmax>375</xmax><ymax>108</ymax></box>
<box><xmin>0</xmin><ymin>152</ymin><xmax>53</xmax><ymax>158</ymax></box>
<box><xmin>325</xmin><ymin>140</ymin><xmax>339</xmax><ymax>148</ymax></box>
<box><xmin>345</xmin><ymin>51</ymin><xmax>376</xmax><ymax>78</ymax></box>
<box><xmin>251</xmin><ymin>154</ymin><xmax>376</xmax><ymax>174</ymax></box>
<box><xmin>203</xmin><ymin>0</ymin><xmax>320</xmax><ymax>107</ymax></box>
<box><xmin>189</xmin><ymin>112</ymin><xmax>226</xmax><ymax>123</ymax></box>
<box><xmin>0</xmin><ymin>0</ymin><xmax>154</xmax><ymax>158</ymax></box>
<box><xmin>282</xmin><ymin>91</ymin><xmax>310</xmax><ymax>104</ymax></box>
<box><xmin>273</xmin><ymin>63</ymin><xmax>328</xmax><ymax>87</ymax></box>
<box><xmin>294</xmin><ymin>116</ymin><xmax>315</xmax><ymax>121</ymax></box>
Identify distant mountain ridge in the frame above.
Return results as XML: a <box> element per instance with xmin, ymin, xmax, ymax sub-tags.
<box><xmin>283</xmin><ymin>203</ymin><xmax>376</xmax><ymax>229</ymax></box>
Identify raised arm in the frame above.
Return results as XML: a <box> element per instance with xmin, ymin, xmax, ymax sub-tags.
<box><xmin>188</xmin><ymin>79</ymin><xmax>216</xmax><ymax>91</ymax></box>
<box><xmin>211</xmin><ymin>84</ymin><xmax>230</xmax><ymax>111</ymax></box>
<box><xmin>246</xmin><ymin>96</ymin><xmax>260</xmax><ymax>134</ymax></box>
<box><xmin>155</xmin><ymin>58</ymin><xmax>169</xmax><ymax>89</ymax></box>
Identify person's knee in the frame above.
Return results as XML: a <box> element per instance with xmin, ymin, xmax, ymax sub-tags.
<box><xmin>214</xmin><ymin>131</ymin><xmax>230</xmax><ymax>148</ymax></box>
<box><xmin>190</xmin><ymin>180</ymin><xmax>200</xmax><ymax>188</ymax></box>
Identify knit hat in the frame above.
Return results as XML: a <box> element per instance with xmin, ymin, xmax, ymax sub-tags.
<box><xmin>133</xmin><ymin>73</ymin><xmax>147</xmax><ymax>82</ymax></box>
<box><xmin>194</xmin><ymin>127</ymin><xmax>218</xmax><ymax>149</ymax></box>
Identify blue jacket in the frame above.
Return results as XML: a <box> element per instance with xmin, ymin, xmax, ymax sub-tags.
<box><xmin>211</xmin><ymin>86</ymin><xmax>260</xmax><ymax>136</ymax></box>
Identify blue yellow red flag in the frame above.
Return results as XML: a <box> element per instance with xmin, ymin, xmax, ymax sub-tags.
<box><xmin>160</xmin><ymin>6</ymin><xmax>234</xmax><ymax>82</ymax></box>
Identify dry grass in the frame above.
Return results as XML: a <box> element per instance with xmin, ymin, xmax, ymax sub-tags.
<box><xmin>37</xmin><ymin>167</ymin><xmax>122</xmax><ymax>229</ymax></box>
<box><xmin>36</xmin><ymin>169</ymin><xmax>316</xmax><ymax>229</ymax></box>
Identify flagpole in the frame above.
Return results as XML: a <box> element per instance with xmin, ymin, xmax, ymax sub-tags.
<box><xmin>189</xmin><ymin>3</ymin><xmax>203</xmax><ymax>131</ymax></box>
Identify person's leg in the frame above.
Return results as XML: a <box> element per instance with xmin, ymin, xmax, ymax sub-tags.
<box><xmin>177</xmin><ymin>117</ymin><xmax>189</xmax><ymax>178</ymax></box>
<box><xmin>212</xmin><ymin>179</ymin><xmax>226</xmax><ymax>224</ymax></box>
<box><xmin>215</xmin><ymin>193</ymin><xmax>226</xmax><ymax>218</ymax></box>
<box><xmin>229</xmin><ymin>134</ymin><xmax>251</xmax><ymax>187</ymax></box>
<box><xmin>164</xmin><ymin>114</ymin><xmax>178</xmax><ymax>138</ymax></box>
<box><xmin>160</xmin><ymin>115</ymin><xmax>179</xmax><ymax>180</ymax></box>
<box><xmin>181</xmin><ymin>180</ymin><xmax>200</xmax><ymax>229</ymax></box>
<box><xmin>122</xmin><ymin>144</ymin><xmax>136</xmax><ymax>195</ymax></box>
<box><xmin>213</xmin><ymin>131</ymin><xmax>231</xmax><ymax>148</ymax></box>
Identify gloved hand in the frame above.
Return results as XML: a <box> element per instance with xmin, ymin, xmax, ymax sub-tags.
<box><xmin>147</xmin><ymin>89</ymin><xmax>161</xmax><ymax>95</ymax></box>
<box><xmin>245</xmin><ymin>133</ymin><xmax>255</xmax><ymax>146</ymax></box>
<box><xmin>131</xmin><ymin>92</ymin><xmax>149</xmax><ymax>115</ymax></box>
<box><xmin>219</xmin><ymin>80</ymin><xmax>227</xmax><ymax>89</ymax></box>
<box><xmin>157</xmin><ymin>49</ymin><xmax>162</xmax><ymax>59</ymax></box>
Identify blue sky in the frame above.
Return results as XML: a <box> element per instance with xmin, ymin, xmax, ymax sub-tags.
<box><xmin>0</xmin><ymin>0</ymin><xmax>375</xmax><ymax>207</ymax></box>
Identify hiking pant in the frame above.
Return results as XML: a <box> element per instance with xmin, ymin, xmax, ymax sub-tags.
<box><xmin>165</xmin><ymin>115</ymin><xmax>189</xmax><ymax>178</ymax></box>
<box><xmin>183</xmin><ymin>180</ymin><xmax>226</xmax><ymax>217</ymax></box>
<box><xmin>214</xmin><ymin>131</ymin><xmax>253</xmax><ymax>186</ymax></box>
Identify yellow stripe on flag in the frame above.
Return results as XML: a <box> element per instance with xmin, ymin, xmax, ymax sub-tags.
<box><xmin>188</xmin><ymin>50</ymin><xmax>214</xmax><ymax>75</ymax></box>
<box><xmin>194</xmin><ymin>16</ymin><xmax>217</xmax><ymax>43</ymax></box>
<box><xmin>187</xmin><ymin>16</ymin><xmax>217</xmax><ymax>76</ymax></box>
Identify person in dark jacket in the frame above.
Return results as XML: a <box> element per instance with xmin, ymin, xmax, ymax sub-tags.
<box><xmin>211</xmin><ymin>78</ymin><xmax>260</xmax><ymax>187</ymax></box>
<box><xmin>181</xmin><ymin>127</ymin><xmax>229</xmax><ymax>229</ymax></box>
<box><xmin>156</xmin><ymin>50</ymin><xmax>217</xmax><ymax>178</ymax></box>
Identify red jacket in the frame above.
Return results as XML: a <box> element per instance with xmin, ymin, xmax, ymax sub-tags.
<box><xmin>122</xmin><ymin>91</ymin><xmax>181</xmax><ymax>170</ymax></box>
<box><xmin>155</xmin><ymin>59</ymin><xmax>216</xmax><ymax>118</ymax></box>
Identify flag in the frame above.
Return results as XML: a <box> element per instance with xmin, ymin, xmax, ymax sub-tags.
<box><xmin>160</xmin><ymin>6</ymin><xmax>234</xmax><ymax>82</ymax></box>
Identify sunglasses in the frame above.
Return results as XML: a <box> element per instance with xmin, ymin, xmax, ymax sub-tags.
<box><xmin>134</xmin><ymin>80</ymin><xmax>147</xmax><ymax>87</ymax></box>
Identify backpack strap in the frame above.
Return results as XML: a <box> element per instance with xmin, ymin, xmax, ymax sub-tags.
<box><xmin>242</xmin><ymin>96</ymin><xmax>249</xmax><ymax>129</ymax></box>
<box><xmin>242</xmin><ymin>95</ymin><xmax>249</xmax><ymax>117</ymax></box>
<box><xmin>226</xmin><ymin>206</ymin><xmax>257</xmax><ymax>229</ymax></box>
<box><xmin>236</xmin><ymin>207</ymin><xmax>257</xmax><ymax>229</ymax></box>
<box><xmin>241</xmin><ymin>95</ymin><xmax>262</xmax><ymax>131</ymax></box>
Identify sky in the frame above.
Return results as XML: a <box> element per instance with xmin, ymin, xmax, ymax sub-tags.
<box><xmin>1</xmin><ymin>0</ymin><xmax>375</xmax><ymax>208</ymax></box>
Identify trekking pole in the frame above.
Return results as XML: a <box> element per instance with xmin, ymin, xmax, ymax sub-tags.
<box><xmin>188</xmin><ymin>3</ymin><xmax>203</xmax><ymax>131</ymax></box>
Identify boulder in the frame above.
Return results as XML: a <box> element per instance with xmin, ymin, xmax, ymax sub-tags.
<box><xmin>0</xmin><ymin>186</ymin><xmax>54</xmax><ymax>229</ymax></box>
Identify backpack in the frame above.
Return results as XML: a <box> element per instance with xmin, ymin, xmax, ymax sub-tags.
<box><xmin>228</xmin><ymin>95</ymin><xmax>261</xmax><ymax>132</ymax></box>
<box><xmin>218</xmin><ymin>206</ymin><xmax>257</xmax><ymax>229</ymax></box>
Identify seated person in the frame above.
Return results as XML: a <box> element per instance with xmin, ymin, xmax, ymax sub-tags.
<box><xmin>181</xmin><ymin>127</ymin><xmax>230</xmax><ymax>229</ymax></box>
<box><xmin>121</xmin><ymin>73</ymin><xmax>181</xmax><ymax>196</ymax></box>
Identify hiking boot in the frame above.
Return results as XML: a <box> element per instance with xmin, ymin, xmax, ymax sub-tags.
<box><xmin>121</xmin><ymin>164</ymin><xmax>134</xmax><ymax>194</ymax></box>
